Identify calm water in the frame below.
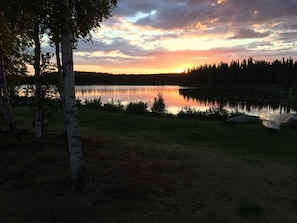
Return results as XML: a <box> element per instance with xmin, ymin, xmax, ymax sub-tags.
<box><xmin>75</xmin><ymin>85</ymin><xmax>211</xmax><ymax>114</ymax></box>
<box><xmin>18</xmin><ymin>84</ymin><xmax>294</xmax><ymax>121</ymax></box>
<box><xmin>74</xmin><ymin>85</ymin><xmax>294</xmax><ymax>121</ymax></box>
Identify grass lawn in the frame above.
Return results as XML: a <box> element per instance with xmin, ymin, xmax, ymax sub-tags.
<box><xmin>1</xmin><ymin>106</ymin><xmax>297</xmax><ymax>222</ymax></box>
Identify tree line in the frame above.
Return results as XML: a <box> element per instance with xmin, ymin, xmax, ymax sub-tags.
<box><xmin>19</xmin><ymin>57</ymin><xmax>297</xmax><ymax>87</ymax></box>
<box><xmin>187</xmin><ymin>57</ymin><xmax>297</xmax><ymax>86</ymax></box>
<box><xmin>15</xmin><ymin>71</ymin><xmax>186</xmax><ymax>86</ymax></box>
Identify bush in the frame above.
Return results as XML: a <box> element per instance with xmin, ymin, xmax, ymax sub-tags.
<box><xmin>177</xmin><ymin>106</ymin><xmax>204</xmax><ymax>119</ymax></box>
<box><xmin>126</xmin><ymin>102</ymin><xmax>148</xmax><ymax>115</ymax></box>
<box><xmin>204</xmin><ymin>106</ymin><xmax>229</xmax><ymax>120</ymax></box>
<box><xmin>102</xmin><ymin>99</ymin><xmax>124</xmax><ymax>112</ymax></box>
<box><xmin>152</xmin><ymin>93</ymin><xmax>166</xmax><ymax>114</ymax></box>
<box><xmin>84</xmin><ymin>98</ymin><xmax>102</xmax><ymax>109</ymax></box>
<box><xmin>177</xmin><ymin>105</ymin><xmax>244</xmax><ymax>121</ymax></box>
<box><xmin>76</xmin><ymin>98</ymin><xmax>82</xmax><ymax>107</ymax></box>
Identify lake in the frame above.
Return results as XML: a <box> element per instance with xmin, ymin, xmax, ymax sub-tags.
<box><xmin>74</xmin><ymin>85</ymin><xmax>294</xmax><ymax>121</ymax></box>
<box><xmin>18</xmin><ymin>84</ymin><xmax>294</xmax><ymax>121</ymax></box>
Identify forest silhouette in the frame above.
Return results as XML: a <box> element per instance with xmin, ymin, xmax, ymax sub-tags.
<box><xmin>187</xmin><ymin>57</ymin><xmax>297</xmax><ymax>86</ymax></box>
<box><xmin>19</xmin><ymin>57</ymin><xmax>297</xmax><ymax>87</ymax></box>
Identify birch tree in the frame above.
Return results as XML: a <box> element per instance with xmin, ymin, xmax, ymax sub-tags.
<box><xmin>33</xmin><ymin>20</ymin><xmax>43</xmax><ymax>141</ymax></box>
<box><xmin>2</xmin><ymin>0</ymin><xmax>119</xmax><ymax>185</ymax></box>
<box><xmin>56</xmin><ymin>0</ymin><xmax>118</xmax><ymax>184</ymax></box>
<box><xmin>22</xmin><ymin>1</ymin><xmax>49</xmax><ymax>142</ymax></box>
<box><xmin>60</xmin><ymin>0</ymin><xmax>87</xmax><ymax>182</ymax></box>
<box><xmin>1</xmin><ymin>0</ymin><xmax>48</xmax><ymax>141</ymax></box>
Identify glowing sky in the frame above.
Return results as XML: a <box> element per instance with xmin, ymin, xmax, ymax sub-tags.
<box><xmin>47</xmin><ymin>0</ymin><xmax>297</xmax><ymax>74</ymax></box>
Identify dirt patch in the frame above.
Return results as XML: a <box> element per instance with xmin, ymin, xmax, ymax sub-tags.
<box><xmin>1</xmin><ymin>132</ymin><xmax>297</xmax><ymax>222</ymax></box>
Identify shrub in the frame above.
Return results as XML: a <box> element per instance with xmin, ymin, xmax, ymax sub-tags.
<box><xmin>177</xmin><ymin>105</ymin><xmax>244</xmax><ymax>121</ymax></box>
<box><xmin>84</xmin><ymin>98</ymin><xmax>102</xmax><ymax>109</ymax></box>
<box><xmin>76</xmin><ymin>98</ymin><xmax>82</xmax><ymax>106</ymax></box>
<box><xmin>102</xmin><ymin>99</ymin><xmax>124</xmax><ymax>112</ymax></box>
<box><xmin>152</xmin><ymin>93</ymin><xmax>166</xmax><ymax>114</ymax></box>
<box><xmin>204</xmin><ymin>105</ymin><xmax>229</xmax><ymax>120</ymax></box>
<box><xmin>177</xmin><ymin>106</ymin><xmax>204</xmax><ymax>119</ymax></box>
<box><xmin>126</xmin><ymin>101</ymin><xmax>148</xmax><ymax>115</ymax></box>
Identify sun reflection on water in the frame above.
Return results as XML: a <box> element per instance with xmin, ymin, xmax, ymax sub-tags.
<box><xmin>74</xmin><ymin>85</ymin><xmax>294</xmax><ymax>119</ymax></box>
<box><xmin>17</xmin><ymin>84</ymin><xmax>294</xmax><ymax>120</ymax></box>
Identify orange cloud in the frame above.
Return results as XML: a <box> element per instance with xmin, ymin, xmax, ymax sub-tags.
<box><xmin>73</xmin><ymin>47</ymin><xmax>254</xmax><ymax>74</ymax></box>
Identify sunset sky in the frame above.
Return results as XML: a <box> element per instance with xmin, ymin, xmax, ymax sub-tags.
<box><xmin>45</xmin><ymin>0</ymin><xmax>297</xmax><ymax>74</ymax></box>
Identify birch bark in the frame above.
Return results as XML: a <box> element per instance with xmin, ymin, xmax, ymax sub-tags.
<box><xmin>33</xmin><ymin>20</ymin><xmax>43</xmax><ymax>141</ymax></box>
<box><xmin>61</xmin><ymin>0</ymin><xmax>86</xmax><ymax>181</ymax></box>
<box><xmin>55</xmin><ymin>40</ymin><xmax>67</xmax><ymax>136</ymax></box>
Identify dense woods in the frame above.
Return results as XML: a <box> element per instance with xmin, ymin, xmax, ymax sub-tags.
<box><xmin>187</xmin><ymin>57</ymin><xmax>297</xmax><ymax>86</ymax></box>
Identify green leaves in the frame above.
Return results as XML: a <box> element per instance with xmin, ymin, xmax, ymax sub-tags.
<box><xmin>69</xmin><ymin>0</ymin><xmax>119</xmax><ymax>40</ymax></box>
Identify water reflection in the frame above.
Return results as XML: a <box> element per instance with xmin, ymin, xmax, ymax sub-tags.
<box><xmin>75</xmin><ymin>85</ymin><xmax>295</xmax><ymax>119</ymax></box>
<box><xmin>178</xmin><ymin>88</ymin><xmax>294</xmax><ymax>121</ymax></box>
<box><xmin>17</xmin><ymin>84</ymin><xmax>294</xmax><ymax>120</ymax></box>
<box><xmin>75</xmin><ymin>85</ymin><xmax>187</xmax><ymax>112</ymax></box>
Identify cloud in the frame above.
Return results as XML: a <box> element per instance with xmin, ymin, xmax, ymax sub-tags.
<box><xmin>278</xmin><ymin>31</ymin><xmax>297</xmax><ymax>42</ymax></box>
<box><xmin>214</xmin><ymin>0</ymin><xmax>297</xmax><ymax>24</ymax></box>
<box><xmin>135</xmin><ymin>3</ymin><xmax>190</xmax><ymax>29</ymax></box>
<box><xmin>229</xmin><ymin>28</ymin><xmax>271</xmax><ymax>39</ymax></box>
<box><xmin>290</xmin><ymin>23</ymin><xmax>297</xmax><ymax>30</ymax></box>
<box><xmin>76</xmin><ymin>37</ymin><xmax>148</xmax><ymax>57</ymax></box>
<box><xmin>70</xmin><ymin>0</ymin><xmax>297</xmax><ymax>73</ymax></box>
<box><xmin>112</xmin><ymin>0</ymin><xmax>160</xmax><ymax>17</ymax></box>
<box><xmin>112</xmin><ymin>0</ymin><xmax>297</xmax><ymax>31</ymax></box>
<box><xmin>74</xmin><ymin>45</ymin><xmax>250</xmax><ymax>70</ymax></box>
<box><xmin>247</xmin><ymin>41</ymin><xmax>274</xmax><ymax>49</ymax></box>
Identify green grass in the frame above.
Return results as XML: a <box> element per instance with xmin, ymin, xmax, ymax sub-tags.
<box><xmin>12</xmin><ymin>106</ymin><xmax>297</xmax><ymax>163</ymax></box>
<box><xmin>75</xmin><ymin>107</ymin><xmax>297</xmax><ymax>162</ymax></box>
<box><xmin>2</xmin><ymin>106</ymin><xmax>297</xmax><ymax>223</ymax></box>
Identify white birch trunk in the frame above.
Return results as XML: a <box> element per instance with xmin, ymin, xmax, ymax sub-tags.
<box><xmin>55</xmin><ymin>41</ymin><xmax>67</xmax><ymax>136</ymax></box>
<box><xmin>33</xmin><ymin>21</ymin><xmax>43</xmax><ymax>141</ymax></box>
<box><xmin>61</xmin><ymin>0</ymin><xmax>86</xmax><ymax>181</ymax></box>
